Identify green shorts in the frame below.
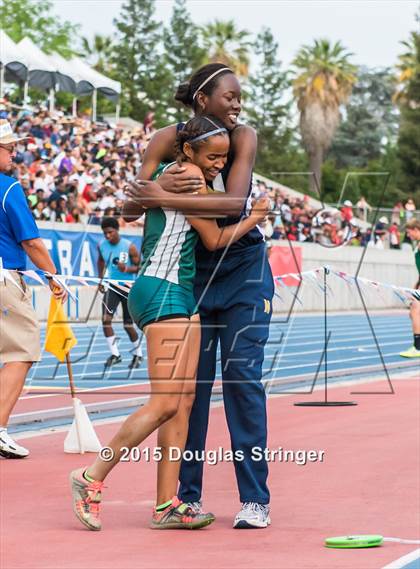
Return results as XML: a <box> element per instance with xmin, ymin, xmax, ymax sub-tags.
<box><xmin>128</xmin><ymin>275</ymin><xmax>198</xmax><ymax>330</ymax></box>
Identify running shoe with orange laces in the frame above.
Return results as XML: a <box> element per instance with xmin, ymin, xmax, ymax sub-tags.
<box><xmin>70</xmin><ymin>468</ymin><xmax>104</xmax><ymax>531</ymax></box>
<box><xmin>150</xmin><ymin>496</ymin><xmax>215</xmax><ymax>530</ymax></box>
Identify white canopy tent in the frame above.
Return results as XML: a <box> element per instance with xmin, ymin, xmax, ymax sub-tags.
<box><xmin>70</xmin><ymin>57</ymin><xmax>121</xmax><ymax>121</ymax></box>
<box><xmin>0</xmin><ymin>30</ymin><xmax>28</xmax><ymax>98</ymax></box>
<box><xmin>1</xmin><ymin>32</ymin><xmax>121</xmax><ymax>121</ymax></box>
<box><xmin>18</xmin><ymin>38</ymin><xmax>55</xmax><ymax>86</ymax></box>
<box><xmin>46</xmin><ymin>52</ymin><xmax>77</xmax><ymax>95</ymax></box>
<box><xmin>17</xmin><ymin>37</ymin><xmax>58</xmax><ymax>110</ymax></box>
<box><xmin>47</xmin><ymin>53</ymin><xmax>80</xmax><ymax>116</ymax></box>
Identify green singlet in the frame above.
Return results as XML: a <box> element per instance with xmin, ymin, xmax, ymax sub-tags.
<box><xmin>140</xmin><ymin>163</ymin><xmax>198</xmax><ymax>289</ymax></box>
<box><xmin>127</xmin><ymin>163</ymin><xmax>199</xmax><ymax>330</ymax></box>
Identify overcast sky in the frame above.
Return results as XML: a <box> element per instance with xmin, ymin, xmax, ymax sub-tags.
<box><xmin>52</xmin><ymin>0</ymin><xmax>419</xmax><ymax>69</ymax></box>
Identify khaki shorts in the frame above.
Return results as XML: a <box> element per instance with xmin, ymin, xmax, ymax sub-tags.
<box><xmin>0</xmin><ymin>272</ymin><xmax>41</xmax><ymax>363</ymax></box>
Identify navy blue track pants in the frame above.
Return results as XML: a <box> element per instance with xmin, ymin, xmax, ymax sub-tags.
<box><xmin>179</xmin><ymin>243</ymin><xmax>274</xmax><ymax>505</ymax></box>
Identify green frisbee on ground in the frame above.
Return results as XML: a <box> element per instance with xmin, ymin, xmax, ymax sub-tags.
<box><xmin>325</xmin><ymin>535</ymin><xmax>384</xmax><ymax>548</ymax></box>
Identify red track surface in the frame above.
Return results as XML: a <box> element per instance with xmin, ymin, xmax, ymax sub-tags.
<box><xmin>1</xmin><ymin>379</ymin><xmax>419</xmax><ymax>569</ymax></box>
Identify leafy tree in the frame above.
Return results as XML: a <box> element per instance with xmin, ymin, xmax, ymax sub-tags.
<box><xmin>321</xmin><ymin>156</ymin><xmax>403</xmax><ymax>208</ymax></box>
<box><xmin>292</xmin><ymin>39</ymin><xmax>357</xmax><ymax>195</ymax></box>
<box><xmin>246</xmin><ymin>28</ymin><xmax>297</xmax><ymax>182</ymax></box>
<box><xmin>201</xmin><ymin>20</ymin><xmax>251</xmax><ymax>76</ymax></box>
<box><xmin>329</xmin><ymin>67</ymin><xmax>398</xmax><ymax>168</ymax></box>
<box><xmin>112</xmin><ymin>0</ymin><xmax>163</xmax><ymax>122</ymax></box>
<box><xmin>3</xmin><ymin>0</ymin><xmax>79</xmax><ymax>57</ymax></box>
<box><xmin>394</xmin><ymin>30</ymin><xmax>418</xmax><ymax>104</ymax></box>
<box><xmin>162</xmin><ymin>0</ymin><xmax>206</xmax><ymax>122</ymax></box>
<box><xmin>397</xmin><ymin>29</ymin><xmax>420</xmax><ymax>201</ymax></box>
<box><xmin>80</xmin><ymin>34</ymin><xmax>114</xmax><ymax>74</ymax></box>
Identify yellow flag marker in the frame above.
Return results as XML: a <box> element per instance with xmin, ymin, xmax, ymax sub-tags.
<box><xmin>44</xmin><ymin>296</ymin><xmax>101</xmax><ymax>454</ymax></box>
<box><xmin>44</xmin><ymin>296</ymin><xmax>77</xmax><ymax>361</ymax></box>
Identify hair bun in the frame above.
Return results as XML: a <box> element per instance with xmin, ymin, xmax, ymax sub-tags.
<box><xmin>174</xmin><ymin>82</ymin><xmax>192</xmax><ymax>105</ymax></box>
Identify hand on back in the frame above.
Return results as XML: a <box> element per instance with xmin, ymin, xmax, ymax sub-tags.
<box><xmin>250</xmin><ymin>197</ymin><xmax>270</xmax><ymax>223</ymax></box>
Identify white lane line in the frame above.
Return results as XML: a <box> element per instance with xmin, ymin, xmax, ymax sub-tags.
<box><xmin>26</xmin><ymin>350</ymin><xmax>415</xmax><ymax>383</ymax></box>
<box><xmin>264</xmin><ymin>351</ymin><xmax>418</xmax><ymax>376</ymax></box>
<box><xmin>269</xmin><ymin>328</ymin><xmax>409</xmax><ymax>341</ymax></box>
<box><xmin>267</xmin><ymin>330</ymin><xmax>410</xmax><ymax>346</ymax></box>
<box><xmin>38</xmin><ymin>316</ymin><xmax>407</xmax><ymax>334</ymax></box>
<box><xmin>276</xmin><ymin>340</ymin><xmax>411</xmax><ymax>357</ymax></box>
<box><xmin>38</xmin><ymin>322</ymin><xmax>408</xmax><ymax>341</ymax></box>
<box><xmin>27</xmin><ymin>360</ymin><xmax>418</xmax><ymax>391</ymax></box>
<box><xmin>21</xmin><ymin>380</ymin><xmax>147</xmax><ymax>397</ymax></box>
<box><xmin>26</xmin><ymin>352</ymin><xmax>414</xmax><ymax>389</ymax></box>
<box><xmin>382</xmin><ymin>548</ymin><xmax>420</xmax><ymax>569</ymax></box>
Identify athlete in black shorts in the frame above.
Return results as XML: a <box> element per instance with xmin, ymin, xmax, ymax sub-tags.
<box><xmin>98</xmin><ymin>217</ymin><xmax>143</xmax><ymax>368</ymax></box>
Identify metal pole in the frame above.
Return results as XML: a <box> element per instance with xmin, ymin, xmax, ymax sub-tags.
<box><xmin>0</xmin><ymin>65</ymin><xmax>4</xmax><ymax>99</ymax></box>
<box><xmin>115</xmin><ymin>102</ymin><xmax>120</xmax><ymax>123</ymax></box>
<box><xmin>66</xmin><ymin>352</ymin><xmax>77</xmax><ymax>399</ymax></box>
<box><xmin>23</xmin><ymin>80</ymin><xmax>28</xmax><ymax>105</ymax></box>
<box><xmin>294</xmin><ymin>265</ymin><xmax>357</xmax><ymax>406</ymax></box>
<box><xmin>92</xmin><ymin>89</ymin><xmax>97</xmax><ymax>122</ymax></box>
<box><xmin>323</xmin><ymin>266</ymin><xmax>328</xmax><ymax>403</ymax></box>
<box><xmin>66</xmin><ymin>353</ymin><xmax>84</xmax><ymax>453</ymax></box>
<box><xmin>49</xmin><ymin>87</ymin><xmax>55</xmax><ymax>113</ymax></box>
<box><xmin>72</xmin><ymin>96</ymin><xmax>77</xmax><ymax>117</ymax></box>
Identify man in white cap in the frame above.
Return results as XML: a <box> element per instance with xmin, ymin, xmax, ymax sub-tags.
<box><xmin>0</xmin><ymin>119</ymin><xmax>67</xmax><ymax>458</ymax></box>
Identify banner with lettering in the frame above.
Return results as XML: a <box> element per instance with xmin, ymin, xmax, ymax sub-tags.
<box><xmin>27</xmin><ymin>228</ymin><xmax>142</xmax><ymax>277</ymax></box>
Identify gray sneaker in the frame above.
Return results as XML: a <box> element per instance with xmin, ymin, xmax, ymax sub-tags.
<box><xmin>185</xmin><ymin>500</ymin><xmax>203</xmax><ymax>515</ymax></box>
<box><xmin>233</xmin><ymin>502</ymin><xmax>271</xmax><ymax>529</ymax></box>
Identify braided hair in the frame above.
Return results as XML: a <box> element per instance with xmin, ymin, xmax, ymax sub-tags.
<box><xmin>174</xmin><ymin>115</ymin><xmax>228</xmax><ymax>164</ymax></box>
<box><xmin>175</xmin><ymin>63</ymin><xmax>234</xmax><ymax>111</ymax></box>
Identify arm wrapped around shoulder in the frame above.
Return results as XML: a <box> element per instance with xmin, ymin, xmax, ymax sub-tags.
<box><xmin>162</xmin><ymin>162</ymin><xmax>206</xmax><ymax>194</ymax></box>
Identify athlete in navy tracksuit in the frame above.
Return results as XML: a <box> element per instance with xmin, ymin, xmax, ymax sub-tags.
<box><xmin>179</xmin><ymin>155</ymin><xmax>274</xmax><ymax>514</ymax></box>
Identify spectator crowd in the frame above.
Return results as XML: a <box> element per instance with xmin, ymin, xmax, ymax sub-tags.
<box><xmin>1</xmin><ymin>99</ymin><xmax>154</xmax><ymax>228</ymax></box>
<box><xmin>1</xmin><ymin>98</ymin><xmax>418</xmax><ymax>250</ymax></box>
<box><xmin>252</xmin><ymin>180</ymin><xmax>418</xmax><ymax>251</ymax></box>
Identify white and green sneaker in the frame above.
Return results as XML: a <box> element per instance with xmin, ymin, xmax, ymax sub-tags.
<box><xmin>399</xmin><ymin>346</ymin><xmax>420</xmax><ymax>358</ymax></box>
<box><xmin>233</xmin><ymin>502</ymin><xmax>271</xmax><ymax>529</ymax></box>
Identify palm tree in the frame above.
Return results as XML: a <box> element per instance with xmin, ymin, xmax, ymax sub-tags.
<box><xmin>292</xmin><ymin>39</ymin><xmax>357</xmax><ymax>194</ymax></box>
<box><xmin>81</xmin><ymin>34</ymin><xmax>114</xmax><ymax>74</ymax></box>
<box><xmin>394</xmin><ymin>31</ymin><xmax>419</xmax><ymax>104</ymax></box>
<box><xmin>201</xmin><ymin>20</ymin><xmax>251</xmax><ymax>76</ymax></box>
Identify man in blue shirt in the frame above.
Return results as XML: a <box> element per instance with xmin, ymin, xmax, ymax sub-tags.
<box><xmin>0</xmin><ymin>119</ymin><xmax>66</xmax><ymax>459</ymax></box>
<box><xmin>98</xmin><ymin>217</ymin><xmax>143</xmax><ymax>369</ymax></box>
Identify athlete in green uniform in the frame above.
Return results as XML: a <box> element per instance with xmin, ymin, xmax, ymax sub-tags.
<box><xmin>127</xmin><ymin>161</ymin><xmax>200</xmax><ymax>330</ymax></box>
<box><xmin>70</xmin><ymin>116</ymin><xmax>270</xmax><ymax>531</ymax></box>
<box><xmin>400</xmin><ymin>218</ymin><xmax>420</xmax><ymax>358</ymax></box>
